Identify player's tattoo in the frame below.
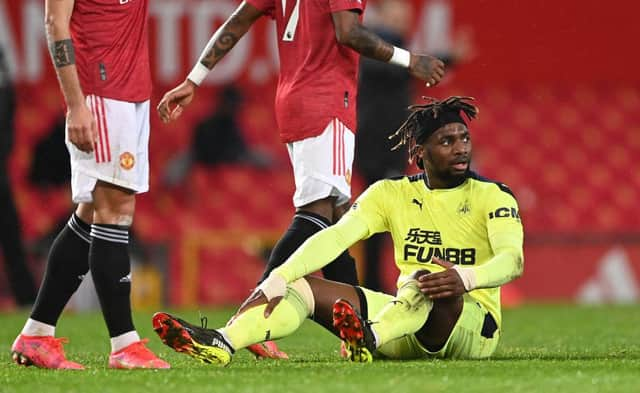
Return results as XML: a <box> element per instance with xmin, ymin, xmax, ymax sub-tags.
<box><xmin>49</xmin><ymin>39</ymin><xmax>76</xmax><ymax>68</ymax></box>
<box><xmin>200</xmin><ymin>13</ymin><xmax>243</xmax><ymax>68</ymax></box>
<box><xmin>201</xmin><ymin>32</ymin><xmax>238</xmax><ymax>68</ymax></box>
<box><xmin>348</xmin><ymin>24</ymin><xmax>394</xmax><ymax>61</ymax></box>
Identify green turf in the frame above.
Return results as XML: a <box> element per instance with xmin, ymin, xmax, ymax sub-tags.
<box><xmin>1</xmin><ymin>305</ymin><xmax>639</xmax><ymax>393</ymax></box>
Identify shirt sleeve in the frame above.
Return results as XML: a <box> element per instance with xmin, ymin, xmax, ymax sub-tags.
<box><xmin>246</xmin><ymin>0</ymin><xmax>275</xmax><ymax>18</ymax></box>
<box><xmin>471</xmin><ymin>185</ymin><xmax>524</xmax><ymax>288</ymax></box>
<box><xmin>329</xmin><ymin>0</ymin><xmax>365</xmax><ymax>13</ymax></box>
<box><xmin>342</xmin><ymin>180</ymin><xmax>389</xmax><ymax>236</ymax></box>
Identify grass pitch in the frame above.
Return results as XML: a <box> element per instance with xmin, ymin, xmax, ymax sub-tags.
<box><xmin>1</xmin><ymin>304</ymin><xmax>639</xmax><ymax>393</ymax></box>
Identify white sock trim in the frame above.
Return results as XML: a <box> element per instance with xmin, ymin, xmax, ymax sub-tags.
<box><xmin>22</xmin><ymin>318</ymin><xmax>55</xmax><ymax>337</ymax></box>
<box><xmin>110</xmin><ymin>331</ymin><xmax>140</xmax><ymax>353</ymax></box>
<box><xmin>217</xmin><ymin>329</ymin><xmax>236</xmax><ymax>352</ymax></box>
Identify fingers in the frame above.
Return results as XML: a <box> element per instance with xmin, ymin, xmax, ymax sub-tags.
<box><xmin>157</xmin><ymin>96</ymin><xmax>172</xmax><ymax>123</ymax></box>
<box><xmin>236</xmin><ymin>289</ymin><xmax>267</xmax><ymax>315</ymax></box>
<box><xmin>419</xmin><ymin>275</ymin><xmax>459</xmax><ymax>299</ymax></box>
<box><xmin>264</xmin><ymin>296</ymin><xmax>284</xmax><ymax>318</ymax></box>
<box><xmin>157</xmin><ymin>97</ymin><xmax>184</xmax><ymax>123</ymax></box>
<box><xmin>418</xmin><ymin>272</ymin><xmax>455</xmax><ymax>287</ymax></box>
<box><xmin>426</xmin><ymin>59</ymin><xmax>446</xmax><ymax>87</ymax></box>
<box><xmin>170</xmin><ymin>104</ymin><xmax>184</xmax><ymax>121</ymax></box>
<box><xmin>431</xmin><ymin>257</ymin><xmax>455</xmax><ymax>269</ymax></box>
<box><xmin>69</xmin><ymin>125</ymin><xmax>96</xmax><ymax>153</ymax></box>
<box><xmin>426</xmin><ymin>290</ymin><xmax>457</xmax><ymax>299</ymax></box>
<box><xmin>418</xmin><ymin>270</ymin><xmax>464</xmax><ymax>298</ymax></box>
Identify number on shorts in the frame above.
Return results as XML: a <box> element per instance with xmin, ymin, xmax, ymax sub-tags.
<box><xmin>282</xmin><ymin>0</ymin><xmax>301</xmax><ymax>42</ymax></box>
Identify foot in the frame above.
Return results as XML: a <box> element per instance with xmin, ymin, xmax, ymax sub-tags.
<box><xmin>332</xmin><ymin>299</ymin><xmax>375</xmax><ymax>363</ymax></box>
<box><xmin>247</xmin><ymin>341</ymin><xmax>289</xmax><ymax>360</ymax></box>
<box><xmin>152</xmin><ymin>312</ymin><xmax>234</xmax><ymax>366</ymax></box>
<box><xmin>108</xmin><ymin>339</ymin><xmax>170</xmax><ymax>369</ymax></box>
<box><xmin>11</xmin><ymin>334</ymin><xmax>84</xmax><ymax>370</ymax></box>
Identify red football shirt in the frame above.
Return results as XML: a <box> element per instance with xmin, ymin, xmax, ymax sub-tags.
<box><xmin>70</xmin><ymin>0</ymin><xmax>151</xmax><ymax>102</ymax></box>
<box><xmin>247</xmin><ymin>0</ymin><xmax>366</xmax><ymax>143</ymax></box>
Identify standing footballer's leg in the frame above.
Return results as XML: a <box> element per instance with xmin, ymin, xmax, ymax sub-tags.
<box><xmin>90</xmin><ymin>181</ymin><xmax>168</xmax><ymax>369</ymax></box>
<box><xmin>259</xmin><ymin>197</ymin><xmax>358</xmax><ymax>286</ymax></box>
<box><xmin>11</xmin><ymin>203</ymin><xmax>94</xmax><ymax>370</ymax></box>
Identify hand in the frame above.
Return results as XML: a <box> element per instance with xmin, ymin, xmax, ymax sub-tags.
<box><xmin>66</xmin><ymin>103</ymin><xmax>97</xmax><ymax>153</ymax></box>
<box><xmin>409</xmin><ymin>54</ymin><xmax>446</xmax><ymax>87</ymax></box>
<box><xmin>417</xmin><ymin>257</ymin><xmax>466</xmax><ymax>299</ymax></box>
<box><xmin>234</xmin><ymin>288</ymin><xmax>284</xmax><ymax>320</ymax></box>
<box><xmin>157</xmin><ymin>79</ymin><xmax>197</xmax><ymax>123</ymax></box>
<box><xmin>232</xmin><ymin>273</ymin><xmax>287</xmax><ymax>320</ymax></box>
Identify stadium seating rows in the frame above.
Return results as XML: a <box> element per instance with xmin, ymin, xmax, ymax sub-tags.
<box><xmin>8</xmin><ymin>83</ymin><xmax>639</xmax><ymax>304</ymax></box>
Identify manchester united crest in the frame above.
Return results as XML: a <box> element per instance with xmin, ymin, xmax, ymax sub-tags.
<box><xmin>119</xmin><ymin>152</ymin><xmax>135</xmax><ymax>170</ymax></box>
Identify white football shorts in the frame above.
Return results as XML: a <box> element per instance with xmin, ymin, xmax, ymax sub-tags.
<box><xmin>286</xmin><ymin>118</ymin><xmax>354</xmax><ymax>208</ymax></box>
<box><xmin>66</xmin><ymin>95</ymin><xmax>150</xmax><ymax>203</ymax></box>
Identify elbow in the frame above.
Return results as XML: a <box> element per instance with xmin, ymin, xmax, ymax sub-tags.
<box><xmin>44</xmin><ymin>15</ymin><xmax>58</xmax><ymax>38</ymax></box>
<box><xmin>334</xmin><ymin>21</ymin><xmax>360</xmax><ymax>48</ymax></box>
<box><xmin>335</xmin><ymin>29</ymin><xmax>352</xmax><ymax>47</ymax></box>
<box><xmin>44</xmin><ymin>12</ymin><xmax>58</xmax><ymax>30</ymax></box>
<box><xmin>44</xmin><ymin>11</ymin><xmax>68</xmax><ymax>37</ymax></box>
<box><xmin>513</xmin><ymin>254</ymin><xmax>524</xmax><ymax>279</ymax></box>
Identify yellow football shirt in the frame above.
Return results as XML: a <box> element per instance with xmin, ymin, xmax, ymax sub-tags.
<box><xmin>273</xmin><ymin>172</ymin><xmax>524</xmax><ymax>328</ymax></box>
<box><xmin>345</xmin><ymin>172</ymin><xmax>524</xmax><ymax>327</ymax></box>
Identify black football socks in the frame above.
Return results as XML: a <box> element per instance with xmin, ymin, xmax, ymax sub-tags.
<box><xmin>259</xmin><ymin>211</ymin><xmax>358</xmax><ymax>285</ymax></box>
<box><xmin>30</xmin><ymin>214</ymin><xmax>91</xmax><ymax>325</ymax></box>
<box><xmin>89</xmin><ymin>223</ymin><xmax>135</xmax><ymax>338</ymax></box>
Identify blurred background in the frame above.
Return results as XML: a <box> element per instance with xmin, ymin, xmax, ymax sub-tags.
<box><xmin>0</xmin><ymin>0</ymin><xmax>638</xmax><ymax>310</ymax></box>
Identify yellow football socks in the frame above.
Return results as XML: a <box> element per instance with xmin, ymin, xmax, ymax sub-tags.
<box><xmin>370</xmin><ymin>279</ymin><xmax>432</xmax><ymax>347</ymax></box>
<box><xmin>221</xmin><ymin>286</ymin><xmax>310</xmax><ymax>350</ymax></box>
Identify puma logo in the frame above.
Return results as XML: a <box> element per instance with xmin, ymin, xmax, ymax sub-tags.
<box><xmin>412</xmin><ymin>198</ymin><xmax>423</xmax><ymax>210</ymax></box>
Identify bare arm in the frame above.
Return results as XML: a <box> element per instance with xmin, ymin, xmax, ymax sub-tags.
<box><xmin>157</xmin><ymin>1</ymin><xmax>263</xmax><ymax>122</ymax></box>
<box><xmin>45</xmin><ymin>0</ymin><xmax>96</xmax><ymax>152</ymax></box>
<box><xmin>45</xmin><ymin>0</ymin><xmax>83</xmax><ymax>109</ymax></box>
<box><xmin>332</xmin><ymin>10</ymin><xmax>394</xmax><ymax>62</ymax></box>
<box><xmin>196</xmin><ymin>1</ymin><xmax>263</xmax><ymax>71</ymax></box>
<box><xmin>331</xmin><ymin>10</ymin><xmax>445</xmax><ymax>86</ymax></box>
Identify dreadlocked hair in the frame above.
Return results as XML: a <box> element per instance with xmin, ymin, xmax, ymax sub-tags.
<box><xmin>388</xmin><ymin>96</ymin><xmax>478</xmax><ymax>165</ymax></box>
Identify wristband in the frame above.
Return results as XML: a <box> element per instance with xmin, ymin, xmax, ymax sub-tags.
<box><xmin>389</xmin><ymin>46</ymin><xmax>411</xmax><ymax>68</ymax></box>
<box><xmin>187</xmin><ymin>62</ymin><xmax>210</xmax><ymax>86</ymax></box>
<box><xmin>452</xmin><ymin>265</ymin><xmax>477</xmax><ymax>292</ymax></box>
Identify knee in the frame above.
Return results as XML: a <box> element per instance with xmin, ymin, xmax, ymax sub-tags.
<box><xmin>94</xmin><ymin>202</ymin><xmax>134</xmax><ymax>225</ymax></box>
<box><xmin>332</xmin><ymin>202</ymin><xmax>350</xmax><ymax>222</ymax></box>
<box><xmin>75</xmin><ymin>203</ymin><xmax>95</xmax><ymax>224</ymax></box>
<box><xmin>297</xmin><ymin>198</ymin><xmax>335</xmax><ymax>221</ymax></box>
<box><xmin>92</xmin><ymin>183</ymin><xmax>136</xmax><ymax>225</ymax></box>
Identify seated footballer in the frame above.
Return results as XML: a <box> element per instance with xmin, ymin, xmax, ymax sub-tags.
<box><xmin>152</xmin><ymin>96</ymin><xmax>524</xmax><ymax>363</ymax></box>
